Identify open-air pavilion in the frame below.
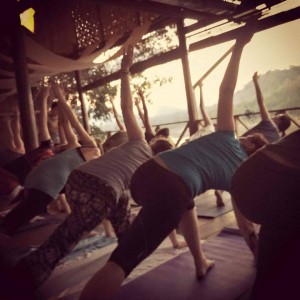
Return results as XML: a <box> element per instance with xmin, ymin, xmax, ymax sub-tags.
<box><xmin>0</xmin><ymin>0</ymin><xmax>299</xmax><ymax>151</ymax></box>
<box><xmin>0</xmin><ymin>2</ymin><xmax>299</xmax><ymax>299</ymax></box>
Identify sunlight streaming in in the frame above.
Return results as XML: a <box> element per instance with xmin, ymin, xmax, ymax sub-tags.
<box><xmin>20</xmin><ymin>8</ymin><xmax>35</xmax><ymax>33</ymax></box>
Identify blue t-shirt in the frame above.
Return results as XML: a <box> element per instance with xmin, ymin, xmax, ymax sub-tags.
<box><xmin>159</xmin><ymin>131</ymin><xmax>247</xmax><ymax>198</ymax></box>
<box><xmin>242</xmin><ymin>120</ymin><xmax>280</xmax><ymax>143</ymax></box>
<box><xmin>25</xmin><ymin>148</ymin><xmax>84</xmax><ymax>199</ymax></box>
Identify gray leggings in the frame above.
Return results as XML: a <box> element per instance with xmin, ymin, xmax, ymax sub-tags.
<box><xmin>16</xmin><ymin>170</ymin><xmax>130</xmax><ymax>288</ymax></box>
<box><xmin>110</xmin><ymin>159</ymin><xmax>193</xmax><ymax>277</ymax></box>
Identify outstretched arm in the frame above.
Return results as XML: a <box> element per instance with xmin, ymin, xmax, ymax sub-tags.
<box><xmin>11</xmin><ymin>112</ymin><xmax>25</xmax><ymax>153</ymax></box>
<box><xmin>35</xmin><ymin>87</ymin><xmax>51</xmax><ymax>143</ymax></box>
<box><xmin>120</xmin><ymin>46</ymin><xmax>144</xmax><ymax>141</ymax></box>
<box><xmin>217</xmin><ymin>21</ymin><xmax>256</xmax><ymax>131</ymax></box>
<box><xmin>53</xmin><ymin>84</ymin><xmax>97</xmax><ymax>148</ymax></box>
<box><xmin>109</xmin><ymin>96</ymin><xmax>126</xmax><ymax>132</ymax></box>
<box><xmin>57</xmin><ymin>111</ymin><xmax>67</xmax><ymax>145</ymax></box>
<box><xmin>0</xmin><ymin>115</ymin><xmax>16</xmax><ymax>151</ymax></box>
<box><xmin>138</xmin><ymin>88</ymin><xmax>155</xmax><ymax>137</ymax></box>
<box><xmin>57</xmin><ymin>100</ymin><xmax>80</xmax><ymax>149</ymax></box>
<box><xmin>252</xmin><ymin>72</ymin><xmax>270</xmax><ymax>121</ymax></box>
<box><xmin>0</xmin><ymin>97</ymin><xmax>24</xmax><ymax>153</ymax></box>
<box><xmin>199</xmin><ymin>82</ymin><xmax>213</xmax><ymax>127</ymax></box>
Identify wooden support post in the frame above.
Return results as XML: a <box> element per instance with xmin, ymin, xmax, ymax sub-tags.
<box><xmin>75</xmin><ymin>70</ymin><xmax>91</xmax><ymax>134</ymax></box>
<box><xmin>10</xmin><ymin>2</ymin><xmax>38</xmax><ymax>151</ymax></box>
<box><xmin>193</xmin><ymin>45</ymin><xmax>234</xmax><ymax>89</ymax></box>
<box><xmin>175</xmin><ymin>122</ymin><xmax>189</xmax><ymax>147</ymax></box>
<box><xmin>177</xmin><ymin>19</ymin><xmax>198</xmax><ymax>136</ymax></box>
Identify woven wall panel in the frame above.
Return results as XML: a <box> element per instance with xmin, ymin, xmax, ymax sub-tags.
<box><xmin>32</xmin><ymin>0</ymin><xmax>160</xmax><ymax>59</ymax></box>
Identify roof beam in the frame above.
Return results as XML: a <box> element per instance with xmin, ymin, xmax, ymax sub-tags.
<box><xmin>82</xmin><ymin>47</ymin><xmax>181</xmax><ymax>92</ymax></box>
<box><xmin>82</xmin><ymin>6</ymin><xmax>299</xmax><ymax>92</ymax></box>
<box><xmin>189</xmin><ymin>6</ymin><xmax>300</xmax><ymax>51</ymax></box>
<box><xmin>93</xmin><ymin>0</ymin><xmax>219</xmax><ymax>20</ymax></box>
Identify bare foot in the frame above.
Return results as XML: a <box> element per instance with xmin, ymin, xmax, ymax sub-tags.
<box><xmin>29</xmin><ymin>215</ymin><xmax>45</xmax><ymax>223</ymax></box>
<box><xmin>196</xmin><ymin>258</ymin><xmax>215</xmax><ymax>279</ymax></box>
<box><xmin>173</xmin><ymin>238</ymin><xmax>187</xmax><ymax>249</ymax></box>
<box><xmin>105</xmin><ymin>231</ymin><xmax>116</xmax><ymax>238</ymax></box>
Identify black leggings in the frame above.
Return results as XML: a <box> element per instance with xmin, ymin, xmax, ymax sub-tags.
<box><xmin>110</xmin><ymin>159</ymin><xmax>193</xmax><ymax>277</ymax></box>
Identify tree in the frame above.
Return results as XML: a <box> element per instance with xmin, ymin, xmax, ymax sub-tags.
<box><xmin>131</xmin><ymin>72</ymin><xmax>173</xmax><ymax>104</ymax></box>
<box><xmin>34</xmin><ymin>23</ymin><xmax>178</xmax><ymax>140</ymax></box>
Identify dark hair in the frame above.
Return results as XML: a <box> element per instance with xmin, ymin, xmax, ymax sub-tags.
<box><xmin>243</xmin><ymin>133</ymin><xmax>268</xmax><ymax>156</ymax></box>
<box><xmin>51</xmin><ymin>101</ymin><xmax>58</xmax><ymax>109</ymax></box>
<box><xmin>277</xmin><ymin>115</ymin><xmax>291</xmax><ymax>134</ymax></box>
<box><xmin>149</xmin><ymin>137</ymin><xmax>175</xmax><ymax>155</ymax></box>
<box><xmin>103</xmin><ymin>131</ymin><xmax>128</xmax><ymax>153</ymax></box>
<box><xmin>155</xmin><ymin>127</ymin><xmax>170</xmax><ymax>138</ymax></box>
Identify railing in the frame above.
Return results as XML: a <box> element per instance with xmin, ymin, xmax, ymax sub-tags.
<box><xmin>100</xmin><ymin>106</ymin><xmax>300</xmax><ymax>147</ymax></box>
<box><xmin>148</xmin><ymin>107</ymin><xmax>300</xmax><ymax>147</ymax></box>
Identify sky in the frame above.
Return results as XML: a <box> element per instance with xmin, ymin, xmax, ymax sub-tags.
<box><xmin>141</xmin><ymin>18</ymin><xmax>300</xmax><ymax>116</ymax></box>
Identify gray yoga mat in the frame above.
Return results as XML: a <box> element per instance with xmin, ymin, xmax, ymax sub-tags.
<box><xmin>195</xmin><ymin>192</ymin><xmax>233</xmax><ymax>218</ymax></box>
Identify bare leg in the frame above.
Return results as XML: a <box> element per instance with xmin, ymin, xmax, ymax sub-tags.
<box><xmin>231</xmin><ymin>196</ymin><xmax>258</xmax><ymax>263</ymax></box>
<box><xmin>11</xmin><ymin>113</ymin><xmax>25</xmax><ymax>153</ymax></box>
<box><xmin>80</xmin><ymin>261</ymin><xmax>125</xmax><ymax>300</ymax></box>
<box><xmin>215</xmin><ymin>190</ymin><xmax>225</xmax><ymax>207</ymax></box>
<box><xmin>179</xmin><ymin>207</ymin><xmax>214</xmax><ymax>278</ymax></box>
<box><xmin>35</xmin><ymin>87</ymin><xmax>51</xmax><ymax>144</ymax></box>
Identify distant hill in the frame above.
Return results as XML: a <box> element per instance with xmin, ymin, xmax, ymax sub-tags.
<box><xmin>151</xmin><ymin>66</ymin><xmax>300</xmax><ymax>125</ymax></box>
<box><xmin>233</xmin><ymin>65</ymin><xmax>300</xmax><ymax>114</ymax></box>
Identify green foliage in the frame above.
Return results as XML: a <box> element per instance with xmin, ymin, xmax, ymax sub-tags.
<box><xmin>36</xmin><ymin>22</ymin><xmax>177</xmax><ymax>126</ymax></box>
<box><xmin>135</xmin><ymin>25</ymin><xmax>178</xmax><ymax>61</ymax></box>
<box><xmin>131</xmin><ymin>73</ymin><xmax>173</xmax><ymax>104</ymax></box>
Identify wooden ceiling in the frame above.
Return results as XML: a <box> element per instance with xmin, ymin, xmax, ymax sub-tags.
<box><xmin>0</xmin><ymin>0</ymin><xmax>299</xmax><ymax>100</ymax></box>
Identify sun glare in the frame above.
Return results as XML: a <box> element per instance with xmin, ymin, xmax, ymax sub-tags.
<box><xmin>93</xmin><ymin>46</ymin><xmax>121</xmax><ymax>64</ymax></box>
<box><xmin>20</xmin><ymin>8</ymin><xmax>35</xmax><ymax>33</ymax></box>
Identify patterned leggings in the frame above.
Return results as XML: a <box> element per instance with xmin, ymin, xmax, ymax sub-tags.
<box><xmin>17</xmin><ymin>170</ymin><xmax>131</xmax><ymax>288</ymax></box>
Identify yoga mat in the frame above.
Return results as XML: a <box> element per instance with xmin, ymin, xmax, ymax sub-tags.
<box><xmin>15</xmin><ymin>213</ymin><xmax>65</xmax><ymax>234</ymax></box>
<box><xmin>14</xmin><ymin>233</ymin><xmax>117</xmax><ymax>267</ymax></box>
<box><xmin>38</xmin><ymin>238</ymin><xmax>184</xmax><ymax>300</ymax></box>
<box><xmin>113</xmin><ymin>228</ymin><xmax>256</xmax><ymax>300</ymax></box>
<box><xmin>195</xmin><ymin>191</ymin><xmax>233</xmax><ymax>218</ymax></box>
<box><xmin>59</xmin><ymin>234</ymin><xmax>117</xmax><ymax>265</ymax></box>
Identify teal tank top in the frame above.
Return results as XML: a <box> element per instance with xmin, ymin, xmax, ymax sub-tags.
<box><xmin>159</xmin><ymin>131</ymin><xmax>247</xmax><ymax>198</ymax></box>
